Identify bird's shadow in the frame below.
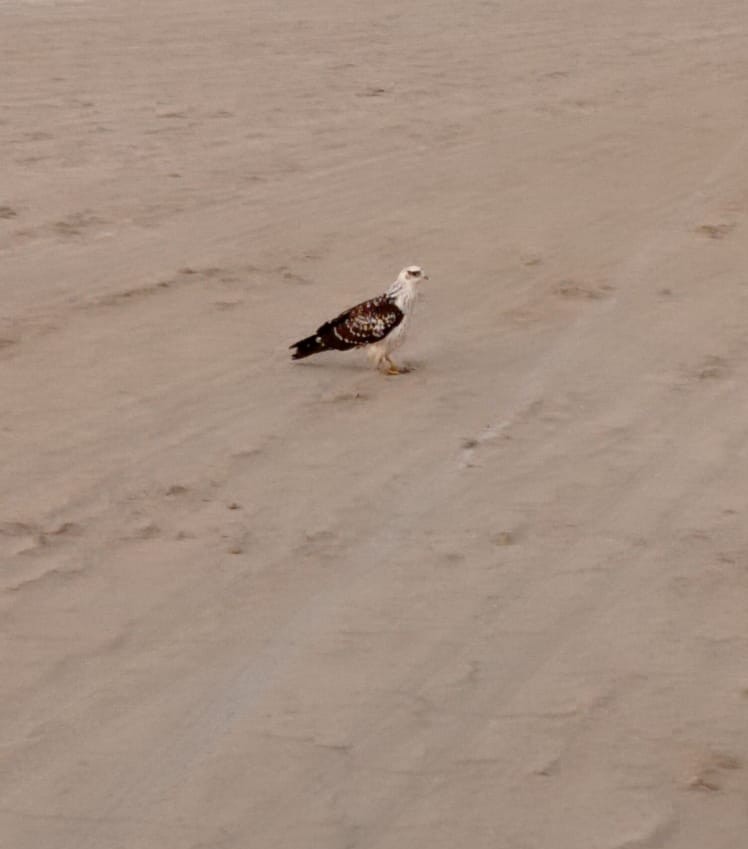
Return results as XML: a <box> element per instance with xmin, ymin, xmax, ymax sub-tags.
<box><xmin>292</xmin><ymin>357</ymin><xmax>424</xmax><ymax>374</ymax></box>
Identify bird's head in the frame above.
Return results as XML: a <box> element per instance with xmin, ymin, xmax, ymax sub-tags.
<box><xmin>399</xmin><ymin>265</ymin><xmax>429</xmax><ymax>285</ymax></box>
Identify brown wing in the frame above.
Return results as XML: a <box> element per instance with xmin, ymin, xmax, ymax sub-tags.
<box><xmin>318</xmin><ymin>295</ymin><xmax>404</xmax><ymax>350</ymax></box>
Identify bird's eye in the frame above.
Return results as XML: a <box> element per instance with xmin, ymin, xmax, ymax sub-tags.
<box><xmin>410</xmin><ymin>269</ymin><xmax>420</xmax><ymax>276</ymax></box>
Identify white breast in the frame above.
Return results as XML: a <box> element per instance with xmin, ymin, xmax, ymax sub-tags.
<box><xmin>390</xmin><ymin>279</ymin><xmax>418</xmax><ymax>315</ymax></box>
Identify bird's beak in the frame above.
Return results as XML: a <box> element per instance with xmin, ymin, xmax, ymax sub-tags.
<box><xmin>422</xmin><ymin>274</ymin><xmax>429</xmax><ymax>281</ymax></box>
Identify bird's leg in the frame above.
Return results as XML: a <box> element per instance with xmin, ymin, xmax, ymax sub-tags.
<box><xmin>383</xmin><ymin>355</ymin><xmax>410</xmax><ymax>376</ymax></box>
<box><xmin>376</xmin><ymin>354</ymin><xmax>399</xmax><ymax>375</ymax></box>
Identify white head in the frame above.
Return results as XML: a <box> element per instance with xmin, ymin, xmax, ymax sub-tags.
<box><xmin>399</xmin><ymin>265</ymin><xmax>428</xmax><ymax>285</ymax></box>
<box><xmin>388</xmin><ymin>265</ymin><xmax>428</xmax><ymax>311</ymax></box>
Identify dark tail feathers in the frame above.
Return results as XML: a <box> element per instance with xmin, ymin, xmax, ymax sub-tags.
<box><xmin>290</xmin><ymin>334</ymin><xmax>327</xmax><ymax>360</ymax></box>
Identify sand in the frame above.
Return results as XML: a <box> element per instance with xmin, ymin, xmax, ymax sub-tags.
<box><xmin>2</xmin><ymin>1</ymin><xmax>748</xmax><ymax>847</ymax></box>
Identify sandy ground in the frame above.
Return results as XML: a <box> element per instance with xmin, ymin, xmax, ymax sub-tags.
<box><xmin>2</xmin><ymin>1</ymin><xmax>748</xmax><ymax>847</ymax></box>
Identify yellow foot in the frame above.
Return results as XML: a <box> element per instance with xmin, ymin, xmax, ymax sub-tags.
<box><xmin>384</xmin><ymin>362</ymin><xmax>411</xmax><ymax>376</ymax></box>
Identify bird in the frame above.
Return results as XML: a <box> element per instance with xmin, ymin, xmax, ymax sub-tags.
<box><xmin>290</xmin><ymin>265</ymin><xmax>428</xmax><ymax>375</ymax></box>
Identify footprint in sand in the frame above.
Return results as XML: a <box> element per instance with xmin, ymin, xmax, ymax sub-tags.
<box><xmin>686</xmin><ymin>749</ymin><xmax>742</xmax><ymax>792</ymax></box>
<box><xmin>213</xmin><ymin>300</ymin><xmax>245</xmax><ymax>311</ymax></box>
<box><xmin>695</xmin><ymin>223</ymin><xmax>735</xmax><ymax>240</ymax></box>
<box><xmin>553</xmin><ymin>279</ymin><xmax>615</xmax><ymax>300</ymax></box>
<box><xmin>94</xmin><ymin>279</ymin><xmax>173</xmax><ymax>308</ymax></box>
<box><xmin>0</xmin><ymin>336</ymin><xmax>19</xmax><ymax>353</ymax></box>
<box><xmin>493</xmin><ymin>531</ymin><xmax>517</xmax><ymax>546</ymax></box>
<box><xmin>221</xmin><ymin>525</ymin><xmax>252</xmax><ymax>555</ymax></box>
<box><xmin>297</xmin><ymin>530</ymin><xmax>340</xmax><ymax>559</ymax></box>
<box><xmin>0</xmin><ymin>522</ymin><xmax>40</xmax><ymax>556</ymax></box>
<box><xmin>695</xmin><ymin>354</ymin><xmax>729</xmax><ymax>381</ymax></box>
<box><xmin>277</xmin><ymin>266</ymin><xmax>314</xmax><ymax>286</ymax></box>
<box><xmin>230</xmin><ymin>447</ymin><xmax>264</xmax><ymax>465</ymax></box>
<box><xmin>51</xmin><ymin>211</ymin><xmax>104</xmax><ymax>238</ymax></box>
<box><xmin>321</xmin><ymin>390</ymin><xmax>369</xmax><ymax>404</ymax></box>
<box><xmin>129</xmin><ymin>522</ymin><xmax>161</xmax><ymax>541</ymax></box>
<box><xmin>93</xmin><ymin>264</ymin><xmax>232</xmax><ymax>309</ymax></box>
<box><xmin>0</xmin><ymin>520</ymin><xmax>83</xmax><ymax>557</ymax></box>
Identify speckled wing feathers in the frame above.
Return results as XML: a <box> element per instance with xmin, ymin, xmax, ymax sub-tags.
<box><xmin>290</xmin><ymin>294</ymin><xmax>404</xmax><ymax>360</ymax></box>
<box><xmin>326</xmin><ymin>295</ymin><xmax>404</xmax><ymax>348</ymax></box>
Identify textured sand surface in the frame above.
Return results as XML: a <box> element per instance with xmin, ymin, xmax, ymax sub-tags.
<box><xmin>2</xmin><ymin>1</ymin><xmax>748</xmax><ymax>847</ymax></box>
